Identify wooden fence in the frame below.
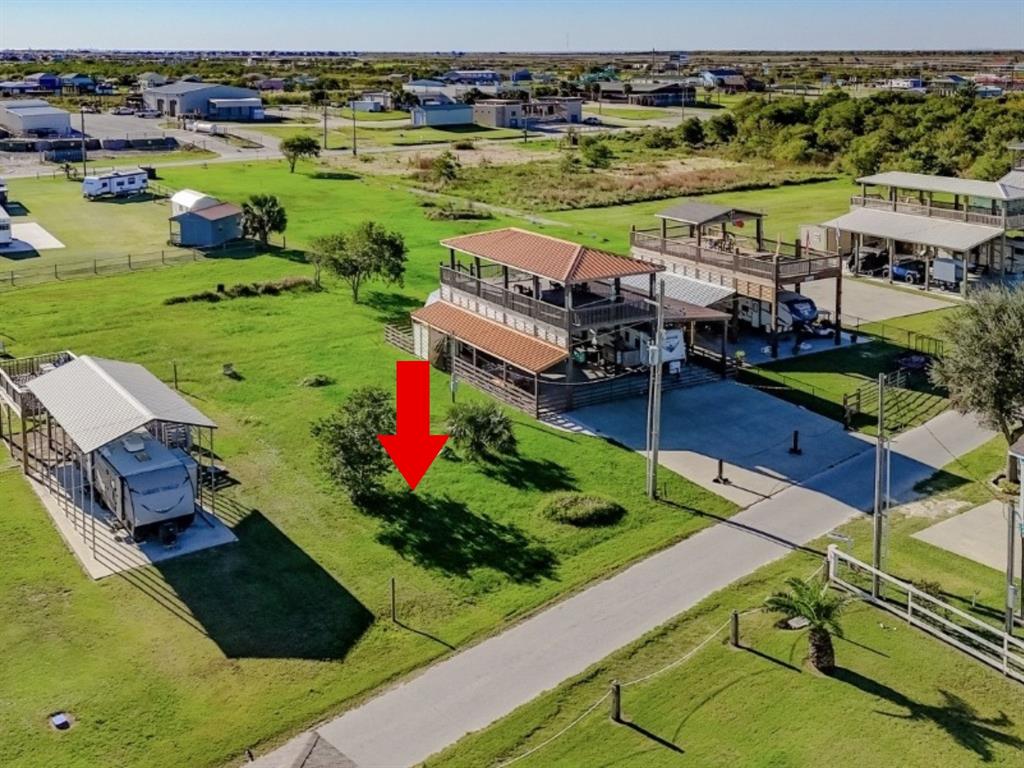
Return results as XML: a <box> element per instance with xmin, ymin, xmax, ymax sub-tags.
<box><xmin>828</xmin><ymin>546</ymin><xmax>1024</xmax><ymax>683</ymax></box>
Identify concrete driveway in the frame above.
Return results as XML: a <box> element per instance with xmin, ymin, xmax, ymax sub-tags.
<box><xmin>565</xmin><ymin>379</ymin><xmax>873</xmax><ymax>507</ymax></box>
<box><xmin>800</xmin><ymin>277</ymin><xmax>955</xmax><ymax>324</ymax></box>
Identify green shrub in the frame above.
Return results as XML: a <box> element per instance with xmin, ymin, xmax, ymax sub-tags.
<box><xmin>446</xmin><ymin>401</ymin><xmax>517</xmax><ymax>462</ymax></box>
<box><xmin>163</xmin><ymin>277</ymin><xmax>314</xmax><ymax>305</ymax></box>
<box><xmin>540</xmin><ymin>493</ymin><xmax>625</xmax><ymax>527</ymax></box>
<box><xmin>300</xmin><ymin>373</ymin><xmax>335</xmax><ymax>387</ymax></box>
<box><xmin>452</xmin><ymin>140</ymin><xmax>475</xmax><ymax>150</ymax></box>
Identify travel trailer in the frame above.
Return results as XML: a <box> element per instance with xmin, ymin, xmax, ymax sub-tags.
<box><xmin>81</xmin><ymin>169</ymin><xmax>148</xmax><ymax>199</ymax></box>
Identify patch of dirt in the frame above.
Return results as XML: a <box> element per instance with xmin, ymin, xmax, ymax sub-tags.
<box><xmin>324</xmin><ymin>143</ymin><xmax>559</xmax><ymax>176</ymax></box>
<box><xmin>894</xmin><ymin>496</ymin><xmax>972</xmax><ymax>519</ymax></box>
<box><xmin>615</xmin><ymin>156</ymin><xmax>742</xmax><ymax>178</ymax></box>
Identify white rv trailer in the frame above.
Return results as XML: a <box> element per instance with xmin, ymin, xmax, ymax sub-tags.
<box><xmin>81</xmin><ymin>168</ymin><xmax>149</xmax><ymax>199</ymax></box>
<box><xmin>0</xmin><ymin>204</ymin><xmax>10</xmax><ymax>247</ymax></box>
<box><xmin>93</xmin><ymin>430</ymin><xmax>199</xmax><ymax>541</ymax></box>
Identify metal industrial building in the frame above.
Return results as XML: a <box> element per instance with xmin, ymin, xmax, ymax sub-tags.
<box><xmin>0</xmin><ymin>99</ymin><xmax>71</xmax><ymax>136</ymax></box>
<box><xmin>410</xmin><ymin>102</ymin><xmax>473</xmax><ymax>127</ymax></box>
<box><xmin>142</xmin><ymin>82</ymin><xmax>264</xmax><ymax>120</ymax></box>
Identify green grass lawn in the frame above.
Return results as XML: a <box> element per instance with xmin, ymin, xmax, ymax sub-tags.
<box><xmin>335</xmin><ymin>107</ymin><xmax>410</xmax><ymax>122</ymax></box>
<box><xmin>430</xmin><ymin>532</ymin><xmax>1024</xmax><ymax>768</ymax></box>
<box><xmin>549</xmin><ymin>176</ymin><xmax>856</xmax><ymax>253</ymax></box>
<box><xmin>0</xmin><ymin>161</ymin><xmax>739</xmax><ymax>768</ymax></box>
<box><xmin>584</xmin><ymin>104</ymin><xmax>674</xmax><ymax>121</ymax></box>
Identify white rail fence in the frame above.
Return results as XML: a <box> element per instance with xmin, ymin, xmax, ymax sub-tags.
<box><xmin>827</xmin><ymin>545</ymin><xmax>1024</xmax><ymax>683</ymax></box>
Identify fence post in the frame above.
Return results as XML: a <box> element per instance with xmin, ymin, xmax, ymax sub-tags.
<box><xmin>788</xmin><ymin>430</ymin><xmax>802</xmax><ymax>455</ymax></box>
<box><xmin>54</xmin><ymin>264</ymin><xmax>58</xmax><ymax>280</ymax></box>
<box><xmin>609</xmin><ymin>680</ymin><xmax>621</xmax><ymax>722</ymax></box>
<box><xmin>729</xmin><ymin>610</ymin><xmax>740</xmax><ymax>647</ymax></box>
<box><xmin>390</xmin><ymin>576</ymin><xmax>397</xmax><ymax>623</ymax></box>
<box><xmin>127</xmin><ymin>253</ymin><xmax>132</xmax><ymax>270</ymax></box>
<box><xmin>93</xmin><ymin>259</ymin><xmax>97</xmax><ymax>275</ymax></box>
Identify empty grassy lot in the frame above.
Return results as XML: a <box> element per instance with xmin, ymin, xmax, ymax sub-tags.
<box><xmin>0</xmin><ymin>161</ymin><xmax>738</xmax><ymax>768</ymax></box>
<box><xmin>335</xmin><ymin>107</ymin><xmax>410</xmax><ymax>122</ymax></box>
<box><xmin>252</xmin><ymin>122</ymin><xmax>528</xmax><ymax>147</ymax></box>
<box><xmin>430</xmin><ymin>525</ymin><xmax>1024</xmax><ymax>768</ymax></box>
<box><xmin>583</xmin><ymin>103</ymin><xmax>675</xmax><ymax>121</ymax></box>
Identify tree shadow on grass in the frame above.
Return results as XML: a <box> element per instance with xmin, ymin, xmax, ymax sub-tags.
<box><xmin>362</xmin><ymin>290</ymin><xmax>423</xmax><ymax>324</ymax></box>
<box><xmin>368</xmin><ymin>492</ymin><xmax>557</xmax><ymax>584</ymax></box>
<box><xmin>833</xmin><ymin>667</ymin><xmax>1023</xmax><ymax>762</ymax></box>
<box><xmin>152</xmin><ymin>503</ymin><xmax>373</xmax><ymax>660</ymax></box>
<box><xmin>478</xmin><ymin>454</ymin><xmax>577</xmax><ymax>493</ymax></box>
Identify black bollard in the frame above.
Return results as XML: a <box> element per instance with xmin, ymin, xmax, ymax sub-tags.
<box><xmin>789</xmin><ymin>429</ymin><xmax>803</xmax><ymax>455</ymax></box>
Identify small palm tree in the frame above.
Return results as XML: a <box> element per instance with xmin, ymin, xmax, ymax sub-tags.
<box><xmin>764</xmin><ymin>577</ymin><xmax>848</xmax><ymax>674</ymax></box>
<box><xmin>446</xmin><ymin>401</ymin><xmax>517</xmax><ymax>463</ymax></box>
<box><xmin>241</xmin><ymin>193</ymin><xmax>287</xmax><ymax>245</ymax></box>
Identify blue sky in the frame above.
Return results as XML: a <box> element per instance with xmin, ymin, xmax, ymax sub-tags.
<box><xmin>2</xmin><ymin>0</ymin><xmax>1022</xmax><ymax>51</ymax></box>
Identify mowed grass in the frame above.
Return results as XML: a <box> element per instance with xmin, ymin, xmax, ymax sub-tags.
<box><xmin>549</xmin><ymin>176</ymin><xmax>857</xmax><ymax>253</ymax></box>
<box><xmin>430</xmin><ymin>535</ymin><xmax>1024</xmax><ymax>768</ymax></box>
<box><xmin>0</xmin><ymin>161</ymin><xmax>738</xmax><ymax>768</ymax></box>
<box><xmin>583</xmin><ymin>103</ymin><xmax>674</xmax><ymax>121</ymax></box>
<box><xmin>1</xmin><ymin>176</ymin><xmax>192</xmax><ymax>271</ymax></box>
<box><xmin>335</xmin><ymin>107</ymin><xmax>410</xmax><ymax>122</ymax></box>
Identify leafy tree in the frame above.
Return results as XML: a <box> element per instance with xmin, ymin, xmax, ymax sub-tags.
<box><xmin>704</xmin><ymin>112</ymin><xmax>737</xmax><ymax>144</ymax></box>
<box><xmin>764</xmin><ymin>577</ymin><xmax>848</xmax><ymax>674</ymax></box>
<box><xmin>931</xmin><ymin>287</ymin><xmax>1024</xmax><ymax>481</ymax></box>
<box><xmin>431</xmin><ymin>150</ymin><xmax>461</xmax><ymax>185</ymax></box>
<box><xmin>679</xmin><ymin>116</ymin><xmax>705</xmax><ymax>146</ymax></box>
<box><xmin>580</xmin><ymin>136</ymin><xmax>613</xmax><ymax>168</ymax></box>
<box><xmin>280</xmin><ymin>134</ymin><xmax>321</xmax><ymax>173</ymax></box>
<box><xmin>446</xmin><ymin>401</ymin><xmax>518</xmax><ymax>462</ymax></box>
<box><xmin>312</xmin><ymin>221</ymin><xmax>408</xmax><ymax>303</ymax></box>
<box><xmin>559</xmin><ymin>151</ymin><xmax>582</xmax><ymax>175</ymax></box>
<box><xmin>241</xmin><ymin>194</ymin><xmax>287</xmax><ymax>245</ymax></box>
<box><xmin>311</xmin><ymin>387</ymin><xmax>396</xmax><ymax>506</ymax></box>
<box><xmin>309</xmin><ymin>87</ymin><xmax>328</xmax><ymax>106</ymax></box>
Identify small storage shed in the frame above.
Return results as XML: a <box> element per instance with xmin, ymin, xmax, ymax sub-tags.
<box><xmin>170</xmin><ymin>188</ymin><xmax>219</xmax><ymax>217</ymax></box>
<box><xmin>170</xmin><ymin>202</ymin><xmax>243</xmax><ymax>248</ymax></box>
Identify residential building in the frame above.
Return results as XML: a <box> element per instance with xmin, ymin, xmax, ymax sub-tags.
<box><xmin>360</xmin><ymin>91</ymin><xmax>393</xmax><ymax>110</ymax></box>
<box><xmin>523</xmin><ymin>97</ymin><xmax>583</xmax><ymax>124</ymax></box>
<box><xmin>473</xmin><ymin>99</ymin><xmax>523</xmax><ymax>128</ymax></box>
<box><xmin>137</xmin><ymin>72</ymin><xmax>168</xmax><ymax>90</ymax></box>
<box><xmin>60</xmin><ymin>73</ymin><xmax>95</xmax><ymax>93</ymax></box>
<box><xmin>24</xmin><ymin>72</ymin><xmax>60</xmax><ymax>91</ymax></box>
<box><xmin>442</xmin><ymin>69</ymin><xmax>501</xmax><ymax>86</ymax></box>
<box><xmin>700</xmin><ymin>68</ymin><xmax>748</xmax><ymax>91</ymax></box>
<box><xmin>597</xmin><ymin>80</ymin><xmax>696</xmax><ymax>107</ymax></box>
<box><xmin>631</xmin><ymin>201</ymin><xmax>844</xmax><ymax>359</ymax></box>
<box><xmin>0</xmin><ymin>99</ymin><xmax>71</xmax><ymax>136</ymax></box>
<box><xmin>142</xmin><ymin>82</ymin><xmax>263</xmax><ymax>120</ymax></box>
<box><xmin>475</xmin><ymin>97</ymin><xmax>584</xmax><ymax>127</ymax></box>
<box><xmin>256</xmin><ymin>78</ymin><xmax>286</xmax><ymax>91</ymax></box>
<box><xmin>410</xmin><ymin>102</ymin><xmax>473</xmax><ymax>127</ymax></box>
<box><xmin>170</xmin><ymin>201</ymin><xmax>243</xmax><ymax>248</ymax></box>
<box><xmin>818</xmin><ymin>170</ymin><xmax>1024</xmax><ymax>296</ymax></box>
<box><xmin>395</xmin><ymin>228</ymin><xmax>729</xmax><ymax>415</ymax></box>
<box><xmin>0</xmin><ymin>81</ymin><xmax>35</xmax><ymax>96</ymax></box>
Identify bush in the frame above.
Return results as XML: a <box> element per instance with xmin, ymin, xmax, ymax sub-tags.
<box><xmin>163</xmin><ymin>277</ymin><xmax>314</xmax><ymax>305</ymax></box>
<box><xmin>424</xmin><ymin>203</ymin><xmax>494</xmax><ymax>221</ymax></box>
<box><xmin>300</xmin><ymin>373</ymin><xmax>335</xmax><ymax>387</ymax></box>
<box><xmin>540</xmin><ymin>493</ymin><xmax>625</xmax><ymax>527</ymax></box>
<box><xmin>446</xmin><ymin>401</ymin><xmax>517</xmax><ymax>462</ymax></box>
<box><xmin>452</xmin><ymin>140</ymin><xmax>475</xmax><ymax>150</ymax></box>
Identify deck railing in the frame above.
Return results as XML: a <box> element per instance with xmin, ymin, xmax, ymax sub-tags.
<box><xmin>849</xmin><ymin>195</ymin><xmax>1009</xmax><ymax>228</ymax></box>
<box><xmin>630</xmin><ymin>230</ymin><xmax>840</xmax><ymax>283</ymax></box>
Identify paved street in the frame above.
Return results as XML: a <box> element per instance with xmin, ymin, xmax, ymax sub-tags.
<box><xmin>252</xmin><ymin>408</ymin><xmax>992</xmax><ymax>768</ymax></box>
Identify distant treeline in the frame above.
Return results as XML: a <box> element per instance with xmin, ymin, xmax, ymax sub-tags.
<box><xmin>679</xmin><ymin>90</ymin><xmax>1024</xmax><ymax>179</ymax></box>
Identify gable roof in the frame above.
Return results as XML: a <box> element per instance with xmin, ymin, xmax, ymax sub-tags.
<box><xmin>27</xmin><ymin>356</ymin><xmax>215</xmax><ymax>454</ymax></box>
<box><xmin>173</xmin><ymin>202</ymin><xmax>243</xmax><ymax>222</ymax></box>
<box><xmin>823</xmin><ymin>208</ymin><xmax>1003</xmax><ymax>252</ymax></box>
<box><xmin>440</xmin><ymin>228</ymin><xmax>661</xmax><ymax>284</ymax></box>
<box><xmin>656</xmin><ymin>201</ymin><xmax>763</xmax><ymax>226</ymax></box>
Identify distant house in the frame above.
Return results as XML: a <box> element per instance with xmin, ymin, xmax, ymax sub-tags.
<box><xmin>700</xmin><ymin>68</ymin><xmax>747</xmax><ymax>91</ymax></box>
<box><xmin>25</xmin><ymin>72</ymin><xmax>60</xmax><ymax>91</ymax></box>
<box><xmin>403</xmin><ymin>78</ymin><xmax>448</xmax><ymax>96</ymax></box>
<box><xmin>476</xmin><ymin>97</ymin><xmax>583</xmax><ymax>127</ymax></box>
<box><xmin>410</xmin><ymin>102</ymin><xmax>473</xmax><ymax>127</ymax></box>
<box><xmin>137</xmin><ymin>72</ymin><xmax>168</xmax><ymax>90</ymax></box>
<box><xmin>928</xmin><ymin>74</ymin><xmax>968</xmax><ymax>95</ymax></box>
<box><xmin>360</xmin><ymin>91</ymin><xmax>393</xmax><ymax>110</ymax></box>
<box><xmin>60</xmin><ymin>73</ymin><xmax>95</xmax><ymax>93</ymax></box>
<box><xmin>350</xmin><ymin>99</ymin><xmax>382</xmax><ymax>112</ymax></box>
<box><xmin>473</xmin><ymin>100</ymin><xmax>524</xmax><ymax>128</ymax></box>
<box><xmin>0</xmin><ymin>81</ymin><xmax>34</xmax><ymax>96</ymax></box>
<box><xmin>508</xmin><ymin>69</ymin><xmax>532</xmax><ymax>83</ymax></box>
<box><xmin>169</xmin><ymin>189</ymin><xmax>243</xmax><ymax>248</ymax></box>
<box><xmin>442</xmin><ymin>70</ymin><xmax>501</xmax><ymax>86</ymax></box>
<box><xmin>142</xmin><ymin>82</ymin><xmax>263</xmax><ymax>120</ymax></box>
<box><xmin>256</xmin><ymin>78</ymin><xmax>286</xmax><ymax>92</ymax></box>
<box><xmin>598</xmin><ymin>81</ymin><xmax>696</xmax><ymax>107</ymax></box>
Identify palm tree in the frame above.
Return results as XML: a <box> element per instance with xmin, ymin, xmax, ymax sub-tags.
<box><xmin>241</xmin><ymin>194</ymin><xmax>287</xmax><ymax>246</ymax></box>
<box><xmin>764</xmin><ymin>577</ymin><xmax>848</xmax><ymax>674</ymax></box>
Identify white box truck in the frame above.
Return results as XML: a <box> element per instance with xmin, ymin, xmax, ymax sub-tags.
<box><xmin>930</xmin><ymin>257</ymin><xmax>963</xmax><ymax>291</ymax></box>
<box><xmin>82</xmin><ymin>169</ymin><xmax>149</xmax><ymax>199</ymax></box>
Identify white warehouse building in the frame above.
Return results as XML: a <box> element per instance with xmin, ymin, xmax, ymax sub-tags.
<box><xmin>0</xmin><ymin>99</ymin><xmax>71</xmax><ymax>136</ymax></box>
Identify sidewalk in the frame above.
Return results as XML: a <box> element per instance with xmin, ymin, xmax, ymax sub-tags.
<box><xmin>252</xmin><ymin>410</ymin><xmax>992</xmax><ymax>768</ymax></box>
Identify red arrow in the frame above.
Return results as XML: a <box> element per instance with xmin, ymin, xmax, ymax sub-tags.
<box><xmin>378</xmin><ymin>360</ymin><xmax>449</xmax><ymax>490</ymax></box>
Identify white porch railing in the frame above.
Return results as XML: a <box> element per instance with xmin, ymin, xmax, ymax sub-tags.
<box><xmin>827</xmin><ymin>545</ymin><xmax>1024</xmax><ymax>683</ymax></box>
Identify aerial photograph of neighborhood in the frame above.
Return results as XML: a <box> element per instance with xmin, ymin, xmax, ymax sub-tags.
<box><xmin>1</xmin><ymin>0</ymin><xmax>1023</xmax><ymax>766</ymax></box>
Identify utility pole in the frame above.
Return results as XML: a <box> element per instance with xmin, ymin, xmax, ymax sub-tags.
<box><xmin>645</xmin><ymin>280</ymin><xmax>666</xmax><ymax>500</ymax></box>
<box><xmin>322</xmin><ymin>100</ymin><xmax>328</xmax><ymax>150</ymax></box>
<box><xmin>79</xmin><ymin>107</ymin><xmax>87</xmax><ymax>178</ymax></box>
<box><xmin>350</xmin><ymin>98</ymin><xmax>357</xmax><ymax>157</ymax></box>
<box><xmin>872</xmin><ymin>372</ymin><xmax>887</xmax><ymax>598</ymax></box>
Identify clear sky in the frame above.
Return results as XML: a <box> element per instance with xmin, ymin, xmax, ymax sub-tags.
<box><xmin>2</xmin><ymin>0</ymin><xmax>1022</xmax><ymax>52</ymax></box>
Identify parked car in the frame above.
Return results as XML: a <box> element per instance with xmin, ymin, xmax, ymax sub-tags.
<box><xmin>110</xmin><ymin>106</ymin><xmax>135</xmax><ymax>115</ymax></box>
<box><xmin>80</xmin><ymin>105</ymin><xmax>99</xmax><ymax>114</ymax></box>
<box><xmin>883</xmin><ymin>259</ymin><xmax>926</xmax><ymax>284</ymax></box>
<box><xmin>848</xmin><ymin>245</ymin><xmax>888</xmax><ymax>275</ymax></box>
<box><xmin>583</xmin><ymin>116</ymin><xmax>601</xmax><ymax>125</ymax></box>
<box><xmin>135</xmin><ymin>109</ymin><xmax>161</xmax><ymax>118</ymax></box>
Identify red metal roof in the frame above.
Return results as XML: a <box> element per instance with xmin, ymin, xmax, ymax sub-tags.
<box><xmin>412</xmin><ymin>301</ymin><xmax>567</xmax><ymax>374</ymax></box>
<box><xmin>440</xmin><ymin>228</ymin><xmax>661</xmax><ymax>284</ymax></box>
<box><xmin>190</xmin><ymin>202</ymin><xmax>243</xmax><ymax>221</ymax></box>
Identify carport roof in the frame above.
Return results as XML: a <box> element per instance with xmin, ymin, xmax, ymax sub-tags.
<box><xmin>412</xmin><ymin>301</ymin><xmax>567</xmax><ymax>374</ymax></box>
<box><xmin>856</xmin><ymin>171</ymin><xmax>1024</xmax><ymax>201</ymax></box>
<box><xmin>656</xmin><ymin>201</ymin><xmax>762</xmax><ymax>227</ymax></box>
<box><xmin>27</xmin><ymin>355</ymin><xmax>216</xmax><ymax>453</ymax></box>
<box><xmin>620</xmin><ymin>273</ymin><xmax>733</xmax><ymax>317</ymax></box>
<box><xmin>823</xmin><ymin>208</ymin><xmax>1003</xmax><ymax>252</ymax></box>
